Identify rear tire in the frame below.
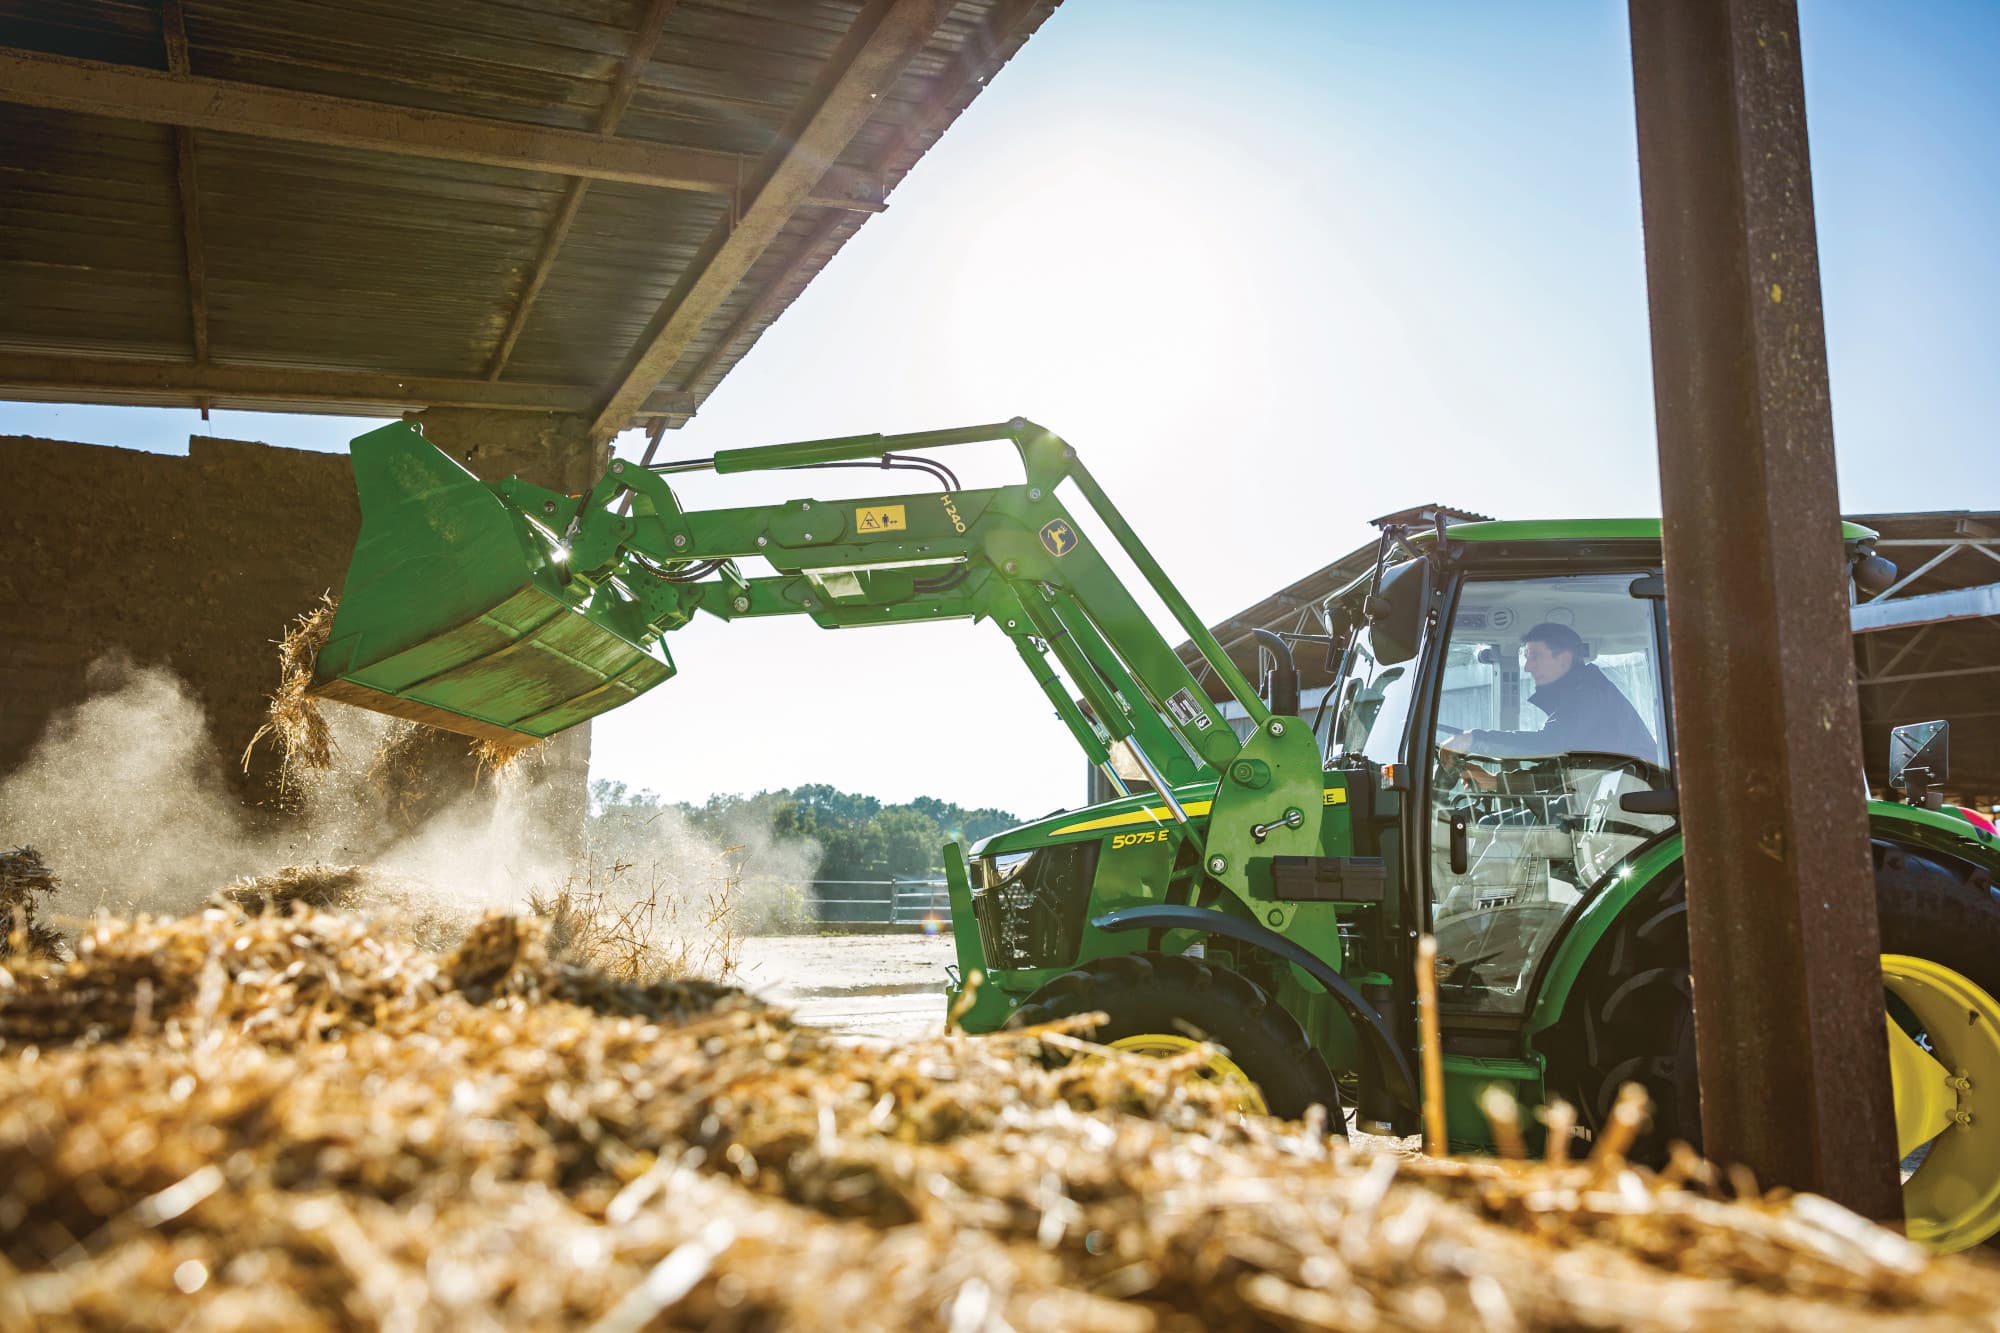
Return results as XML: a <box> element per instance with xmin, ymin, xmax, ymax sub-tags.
<box><xmin>1549</xmin><ymin>841</ymin><xmax>2000</xmax><ymax>1248</ymax></box>
<box><xmin>1006</xmin><ymin>951</ymin><xmax>1340</xmax><ymax>1122</ymax></box>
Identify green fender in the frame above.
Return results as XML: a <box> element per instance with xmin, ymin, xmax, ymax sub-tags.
<box><xmin>1524</xmin><ymin>832</ymin><xmax>1687</xmax><ymax>1038</ymax></box>
<box><xmin>1524</xmin><ymin>799</ymin><xmax>2000</xmax><ymax>1039</ymax></box>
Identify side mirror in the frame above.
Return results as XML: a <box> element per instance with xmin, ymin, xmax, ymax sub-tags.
<box><xmin>1366</xmin><ymin>559</ymin><xmax>1430</xmax><ymax>665</ymax></box>
<box><xmin>1889</xmin><ymin>720</ymin><xmax>1949</xmax><ymax>810</ymax></box>
<box><xmin>1853</xmin><ymin>553</ymin><xmax>1899</xmax><ymax>596</ymax></box>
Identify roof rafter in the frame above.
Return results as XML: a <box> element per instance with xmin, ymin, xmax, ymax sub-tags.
<box><xmin>655</xmin><ymin>0</ymin><xmax>1050</xmax><ymax>414</ymax></box>
<box><xmin>1852</xmin><ymin>582</ymin><xmax>2000</xmax><ymax>635</ymax></box>
<box><xmin>485</xmin><ymin>0</ymin><xmax>684</xmax><ymax>381</ymax></box>
<box><xmin>586</xmin><ymin>0</ymin><xmax>955</xmax><ymax>442</ymax></box>
<box><xmin>0</xmin><ymin>353</ymin><xmax>696</xmax><ymax>417</ymax></box>
<box><xmin>0</xmin><ymin>46</ymin><xmax>885</xmax><ymax>211</ymax></box>
<box><xmin>874</xmin><ymin>0</ymin><xmax>1041</xmax><ymax>181</ymax></box>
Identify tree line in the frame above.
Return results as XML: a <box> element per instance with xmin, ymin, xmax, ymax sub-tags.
<box><xmin>588</xmin><ymin>780</ymin><xmax>1020</xmax><ymax>882</ymax></box>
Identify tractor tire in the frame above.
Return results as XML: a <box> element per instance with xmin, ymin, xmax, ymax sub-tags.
<box><xmin>1871</xmin><ymin>841</ymin><xmax>2000</xmax><ymax>996</ymax></box>
<box><xmin>1005</xmin><ymin>951</ymin><xmax>1340</xmax><ymax>1122</ymax></box>
<box><xmin>1550</xmin><ymin>873</ymin><xmax>1698</xmax><ymax>1157</ymax></box>
<box><xmin>1550</xmin><ymin>842</ymin><xmax>2000</xmax><ymax>1248</ymax></box>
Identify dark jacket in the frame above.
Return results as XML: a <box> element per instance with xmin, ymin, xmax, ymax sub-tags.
<box><xmin>1463</xmin><ymin>661</ymin><xmax>1659</xmax><ymax>765</ymax></box>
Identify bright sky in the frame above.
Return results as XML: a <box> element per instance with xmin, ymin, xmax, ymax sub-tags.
<box><xmin>9</xmin><ymin>1</ymin><xmax>1996</xmax><ymax>820</ymax></box>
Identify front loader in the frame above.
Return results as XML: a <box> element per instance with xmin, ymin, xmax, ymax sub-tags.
<box><xmin>311</xmin><ymin>419</ymin><xmax>2000</xmax><ymax>1252</ymax></box>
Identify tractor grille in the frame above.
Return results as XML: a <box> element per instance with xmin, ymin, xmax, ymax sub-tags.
<box><xmin>971</xmin><ymin>842</ymin><xmax>1101</xmax><ymax>971</ymax></box>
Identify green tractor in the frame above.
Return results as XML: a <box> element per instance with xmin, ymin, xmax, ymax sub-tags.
<box><xmin>307</xmin><ymin>418</ymin><xmax>2000</xmax><ymax>1251</ymax></box>
<box><xmin>946</xmin><ymin>506</ymin><xmax>2000</xmax><ymax>1254</ymax></box>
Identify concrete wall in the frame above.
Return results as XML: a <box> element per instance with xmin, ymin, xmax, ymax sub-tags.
<box><xmin>0</xmin><ymin>420</ymin><xmax>595</xmax><ymax>841</ymax></box>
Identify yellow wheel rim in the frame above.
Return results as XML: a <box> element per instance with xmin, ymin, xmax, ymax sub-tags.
<box><xmin>1882</xmin><ymin>954</ymin><xmax>2000</xmax><ymax>1253</ymax></box>
<box><xmin>1107</xmin><ymin>1032</ymin><xmax>1270</xmax><ymax>1116</ymax></box>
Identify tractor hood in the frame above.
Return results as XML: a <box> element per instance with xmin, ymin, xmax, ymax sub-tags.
<box><xmin>970</xmin><ymin>780</ymin><xmax>1220</xmax><ymax>857</ymax></box>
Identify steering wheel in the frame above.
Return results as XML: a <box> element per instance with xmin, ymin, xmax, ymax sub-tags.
<box><xmin>1434</xmin><ymin>725</ymin><xmax>1504</xmax><ymax>798</ymax></box>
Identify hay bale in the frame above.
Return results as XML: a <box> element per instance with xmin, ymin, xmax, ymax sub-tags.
<box><xmin>2</xmin><ymin>909</ymin><xmax>1996</xmax><ymax>1331</ymax></box>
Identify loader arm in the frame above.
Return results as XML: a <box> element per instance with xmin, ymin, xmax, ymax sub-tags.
<box><xmin>311</xmin><ymin>417</ymin><xmax>1329</xmax><ymax>900</ymax></box>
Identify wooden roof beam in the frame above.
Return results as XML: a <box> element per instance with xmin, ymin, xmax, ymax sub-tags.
<box><xmin>0</xmin><ymin>46</ymin><xmax>885</xmax><ymax>211</ymax></box>
<box><xmin>485</xmin><ymin>0</ymin><xmax>683</xmax><ymax>381</ymax></box>
<box><xmin>0</xmin><ymin>353</ymin><xmax>696</xmax><ymax>417</ymax></box>
<box><xmin>586</xmin><ymin>0</ymin><xmax>953</xmax><ymax>442</ymax></box>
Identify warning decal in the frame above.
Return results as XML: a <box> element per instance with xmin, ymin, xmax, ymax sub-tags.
<box><xmin>855</xmin><ymin>504</ymin><xmax>907</xmax><ymax>534</ymax></box>
<box><xmin>1166</xmin><ymin>688</ymin><xmax>1213</xmax><ymax>732</ymax></box>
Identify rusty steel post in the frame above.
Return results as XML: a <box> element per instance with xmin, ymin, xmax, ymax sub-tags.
<box><xmin>1627</xmin><ymin>0</ymin><xmax>1901</xmax><ymax>1220</ymax></box>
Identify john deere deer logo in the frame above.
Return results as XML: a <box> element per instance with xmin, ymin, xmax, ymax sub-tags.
<box><xmin>1039</xmin><ymin>520</ymin><xmax>1077</xmax><ymax>558</ymax></box>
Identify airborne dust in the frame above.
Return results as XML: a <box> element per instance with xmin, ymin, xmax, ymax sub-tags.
<box><xmin>0</xmin><ymin>656</ymin><xmax>821</xmax><ymax>973</ymax></box>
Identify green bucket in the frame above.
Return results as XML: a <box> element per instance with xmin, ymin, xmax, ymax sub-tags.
<box><xmin>310</xmin><ymin>423</ymin><xmax>675</xmax><ymax>743</ymax></box>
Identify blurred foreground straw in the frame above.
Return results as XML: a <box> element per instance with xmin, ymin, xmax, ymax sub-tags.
<box><xmin>2</xmin><ymin>905</ymin><xmax>1996</xmax><ymax>1332</ymax></box>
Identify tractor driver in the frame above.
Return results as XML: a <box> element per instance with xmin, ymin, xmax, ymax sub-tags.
<box><xmin>1440</xmin><ymin>622</ymin><xmax>1658</xmax><ymax>787</ymax></box>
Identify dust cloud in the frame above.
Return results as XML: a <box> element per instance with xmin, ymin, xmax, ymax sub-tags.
<box><xmin>0</xmin><ymin>660</ymin><xmax>817</xmax><ymax>967</ymax></box>
<box><xmin>587</xmin><ymin>798</ymin><xmax>824</xmax><ymax>936</ymax></box>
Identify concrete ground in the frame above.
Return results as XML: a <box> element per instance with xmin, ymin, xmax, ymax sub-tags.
<box><xmin>734</xmin><ymin>931</ymin><xmax>955</xmax><ymax>1041</ymax></box>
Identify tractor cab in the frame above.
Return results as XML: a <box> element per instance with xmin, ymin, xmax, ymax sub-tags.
<box><xmin>1319</xmin><ymin>513</ymin><xmax>1683</xmax><ymax>1021</ymax></box>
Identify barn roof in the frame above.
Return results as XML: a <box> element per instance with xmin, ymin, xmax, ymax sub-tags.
<box><xmin>0</xmin><ymin>0</ymin><xmax>1060</xmax><ymax>435</ymax></box>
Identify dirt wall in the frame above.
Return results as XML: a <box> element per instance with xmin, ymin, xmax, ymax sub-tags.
<box><xmin>0</xmin><ymin>427</ymin><xmax>591</xmax><ymax>835</ymax></box>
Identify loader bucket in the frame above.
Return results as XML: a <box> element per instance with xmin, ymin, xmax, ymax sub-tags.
<box><xmin>309</xmin><ymin>422</ymin><xmax>675</xmax><ymax>743</ymax></box>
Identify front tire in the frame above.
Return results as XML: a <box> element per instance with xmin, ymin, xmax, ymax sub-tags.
<box><xmin>1006</xmin><ymin>951</ymin><xmax>1339</xmax><ymax>1122</ymax></box>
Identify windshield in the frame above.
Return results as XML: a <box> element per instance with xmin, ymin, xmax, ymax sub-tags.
<box><xmin>1326</xmin><ymin>625</ymin><xmax>1416</xmax><ymax>767</ymax></box>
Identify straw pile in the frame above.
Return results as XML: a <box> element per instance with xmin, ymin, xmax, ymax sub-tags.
<box><xmin>220</xmin><ymin>864</ymin><xmax>482</xmax><ymax>955</ymax></box>
<box><xmin>3</xmin><ymin>908</ymin><xmax>1996</xmax><ymax>1331</ymax></box>
<box><xmin>0</xmin><ymin>846</ymin><xmax>62</xmax><ymax>959</ymax></box>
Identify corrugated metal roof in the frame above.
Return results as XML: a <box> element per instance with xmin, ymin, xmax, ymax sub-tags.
<box><xmin>0</xmin><ymin>0</ymin><xmax>1062</xmax><ymax>429</ymax></box>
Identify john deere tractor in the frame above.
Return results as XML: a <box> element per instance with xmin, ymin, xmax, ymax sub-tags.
<box><xmin>309</xmin><ymin>418</ymin><xmax>2000</xmax><ymax>1251</ymax></box>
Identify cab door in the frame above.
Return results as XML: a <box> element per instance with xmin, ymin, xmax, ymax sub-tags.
<box><xmin>1421</xmin><ymin>571</ymin><xmax>1677</xmax><ymax>1017</ymax></box>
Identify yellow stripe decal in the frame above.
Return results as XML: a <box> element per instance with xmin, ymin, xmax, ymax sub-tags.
<box><xmin>1053</xmin><ymin>800</ymin><xmax>1213</xmax><ymax>837</ymax></box>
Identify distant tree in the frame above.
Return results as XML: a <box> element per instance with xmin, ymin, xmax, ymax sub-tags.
<box><xmin>875</xmin><ymin>808</ymin><xmax>944</xmax><ymax>876</ymax></box>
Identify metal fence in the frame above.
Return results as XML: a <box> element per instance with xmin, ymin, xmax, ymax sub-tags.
<box><xmin>802</xmin><ymin>878</ymin><xmax>953</xmax><ymax>929</ymax></box>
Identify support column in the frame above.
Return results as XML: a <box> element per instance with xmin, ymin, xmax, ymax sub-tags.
<box><xmin>1627</xmin><ymin>0</ymin><xmax>1900</xmax><ymax>1220</ymax></box>
<box><xmin>405</xmin><ymin>407</ymin><xmax>606</xmax><ymax>852</ymax></box>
